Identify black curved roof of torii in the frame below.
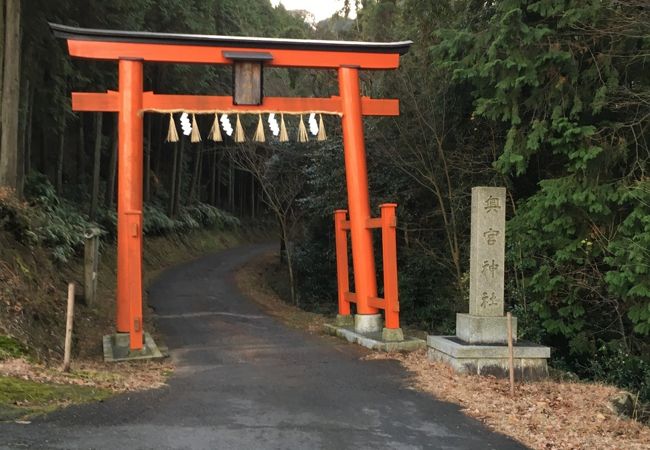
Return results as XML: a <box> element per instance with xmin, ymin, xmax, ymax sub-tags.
<box><xmin>49</xmin><ymin>23</ymin><xmax>412</xmax><ymax>55</ymax></box>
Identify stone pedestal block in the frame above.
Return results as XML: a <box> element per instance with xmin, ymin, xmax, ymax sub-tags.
<box><xmin>335</xmin><ymin>314</ymin><xmax>354</xmax><ymax>327</ymax></box>
<box><xmin>354</xmin><ymin>313</ymin><xmax>383</xmax><ymax>333</ymax></box>
<box><xmin>456</xmin><ymin>313</ymin><xmax>517</xmax><ymax>345</ymax></box>
<box><xmin>103</xmin><ymin>332</ymin><xmax>165</xmax><ymax>362</ymax></box>
<box><xmin>324</xmin><ymin>324</ymin><xmax>425</xmax><ymax>352</ymax></box>
<box><xmin>427</xmin><ymin>335</ymin><xmax>550</xmax><ymax>380</ymax></box>
<box><xmin>382</xmin><ymin>327</ymin><xmax>404</xmax><ymax>342</ymax></box>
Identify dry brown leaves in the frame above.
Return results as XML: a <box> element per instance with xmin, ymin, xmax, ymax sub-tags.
<box><xmin>0</xmin><ymin>357</ymin><xmax>172</xmax><ymax>393</ymax></box>
<box><xmin>235</xmin><ymin>252</ymin><xmax>328</xmax><ymax>334</ymax></box>
<box><xmin>365</xmin><ymin>351</ymin><xmax>650</xmax><ymax>450</ymax></box>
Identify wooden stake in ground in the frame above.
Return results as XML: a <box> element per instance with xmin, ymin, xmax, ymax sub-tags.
<box><xmin>507</xmin><ymin>311</ymin><xmax>515</xmax><ymax>396</ymax></box>
<box><xmin>63</xmin><ymin>283</ymin><xmax>75</xmax><ymax>372</ymax></box>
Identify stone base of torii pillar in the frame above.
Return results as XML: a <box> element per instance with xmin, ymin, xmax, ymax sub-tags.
<box><xmin>427</xmin><ymin>187</ymin><xmax>550</xmax><ymax>380</ymax></box>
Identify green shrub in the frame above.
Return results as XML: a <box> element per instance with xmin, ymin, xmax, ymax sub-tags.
<box><xmin>142</xmin><ymin>203</ymin><xmax>240</xmax><ymax>236</ymax></box>
<box><xmin>586</xmin><ymin>343</ymin><xmax>650</xmax><ymax>404</ymax></box>
<box><xmin>293</xmin><ymin>220</ymin><xmax>338</xmax><ymax>314</ymax></box>
<box><xmin>397</xmin><ymin>248</ymin><xmax>458</xmax><ymax>334</ymax></box>
<box><xmin>0</xmin><ymin>174</ymin><xmax>97</xmax><ymax>263</ymax></box>
<box><xmin>2</xmin><ymin>175</ymin><xmax>239</xmax><ymax>263</ymax></box>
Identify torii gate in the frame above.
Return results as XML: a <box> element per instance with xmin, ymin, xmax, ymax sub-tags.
<box><xmin>51</xmin><ymin>24</ymin><xmax>412</xmax><ymax>352</ymax></box>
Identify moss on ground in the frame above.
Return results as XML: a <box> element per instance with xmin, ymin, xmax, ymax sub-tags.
<box><xmin>0</xmin><ymin>336</ymin><xmax>26</xmax><ymax>361</ymax></box>
<box><xmin>0</xmin><ymin>376</ymin><xmax>111</xmax><ymax>421</ymax></box>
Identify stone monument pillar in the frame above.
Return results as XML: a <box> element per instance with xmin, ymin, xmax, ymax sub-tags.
<box><xmin>457</xmin><ymin>187</ymin><xmax>516</xmax><ymax>344</ymax></box>
<box><xmin>427</xmin><ymin>186</ymin><xmax>550</xmax><ymax>380</ymax></box>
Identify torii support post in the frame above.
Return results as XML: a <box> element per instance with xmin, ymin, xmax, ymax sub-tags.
<box><xmin>334</xmin><ymin>209</ymin><xmax>352</xmax><ymax>325</ymax></box>
<box><xmin>379</xmin><ymin>203</ymin><xmax>399</xmax><ymax>331</ymax></box>
<box><xmin>117</xmin><ymin>59</ymin><xmax>144</xmax><ymax>350</ymax></box>
<box><xmin>333</xmin><ymin>204</ymin><xmax>402</xmax><ymax>340</ymax></box>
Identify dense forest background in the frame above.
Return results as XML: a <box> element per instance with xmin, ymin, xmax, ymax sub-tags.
<box><xmin>0</xmin><ymin>0</ymin><xmax>648</xmax><ymax>400</ymax></box>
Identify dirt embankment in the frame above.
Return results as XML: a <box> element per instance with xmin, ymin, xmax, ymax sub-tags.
<box><xmin>0</xmin><ymin>225</ymin><xmax>266</xmax><ymax>421</ymax></box>
<box><xmin>0</xmin><ymin>227</ymin><xmax>261</xmax><ymax>361</ymax></box>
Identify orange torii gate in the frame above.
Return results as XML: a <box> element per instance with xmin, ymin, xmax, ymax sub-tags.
<box><xmin>51</xmin><ymin>24</ymin><xmax>411</xmax><ymax>352</ymax></box>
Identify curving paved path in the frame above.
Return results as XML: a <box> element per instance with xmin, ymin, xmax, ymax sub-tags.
<box><xmin>0</xmin><ymin>243</ymin><xmax>526</xmax><ymax>449</ymax></box>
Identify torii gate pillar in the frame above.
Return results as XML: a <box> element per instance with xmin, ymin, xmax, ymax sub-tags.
<box><xmin>116</xmin><ymin>59</ymin><xmax>144</xmax><ymax>349</ymax></box>
<box><xmin>338</xmin><ymin>67</ymin><xmax>378</xmax><ymax>318</ymax></box>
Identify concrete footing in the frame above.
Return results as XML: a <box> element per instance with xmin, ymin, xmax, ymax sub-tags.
<box><xmin>325</xmin><ymin>324</ymin><xmax>425</xmax><ymax>352</ymax></box>
<box><xmin>354</xmin><ymin>314</ymin><xmax>383</xmax><ymax>334</ymax></box>
<box><xmin>103</xmin><ymin>332</ymin><xmax>166</xmax><ymax>362</ymax></box>
<box><xmin>427</xmin><ymin>335</ymin><xmax>550</xmax><ymax>380</ymax></box>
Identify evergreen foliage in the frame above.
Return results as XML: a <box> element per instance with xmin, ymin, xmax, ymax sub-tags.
<box><xmin>433</xmin><ymin>0</ymin><xmax>649</xmax><ymax>386</ymax></box>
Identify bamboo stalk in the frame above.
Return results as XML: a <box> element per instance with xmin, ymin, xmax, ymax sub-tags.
<box><xmin>507</xmin><ymin>312</ymin><xmax>515</xmax><ymax>397</ymax></box>
<box><xmin>63</xmin><ymin>283</ymin><xmax>75</xmax><ymax>372</ymax></box>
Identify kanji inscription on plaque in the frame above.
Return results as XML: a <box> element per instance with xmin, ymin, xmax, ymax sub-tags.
<box><xmin>469</xmin><ymin>187</ymin><xmax>506</xmax><ymax>316</ymax></box>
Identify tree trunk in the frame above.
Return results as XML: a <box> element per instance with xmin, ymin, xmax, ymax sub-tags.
<box><xmin>89</xmin><ymin>113</ymin><xmax>103</xmax><ymax>221</ymax></box>
<box><xmin>197</xmin><ymin>146</ymin><xmax>204</xmax><ymax>203</ymax></box>
<box><xmin>154</xmin><ymin>115</ymin><xmax>162</xmax><ymax>179</ymax></box>
<box><xmin>56</xmin><ymin>124</ymin><xmax>65</xmax><ymax>195</ymax></box>
<box><xmin>0</xmin><ymin>0</ymin><xmax>22</xmax><ymax>196</ymax></box>
<box><xmin>169</xmin><ymin>142</ymin><xmax>178</xmax><ymax>217</ymax></box>
<box><xmin>210</xmin><ymin>148</ymin><xmax>217</xmax><ymax>205</ymax></box>
<box><xmin>17</xmin><ymin>78</ymin><xmax>28</xmax><ymax>194</ymax></box>
<box><xmin>40</xmin><ymin>119</ymin><xmax>47</xmax><ymax>178</ymax></box>
<box><xmin>250</xmin><ymin>173</ymin><xmax>255</xmax><ymax>218</ymax></box>
<box><xmin>77</xmin><ymin>114</ymin><xmax>85</xmax><ymax>185</ymax></box>
<box><xmin>188</xmin><ymin>142</ymin><xmax>202</xmax><ymax>205</ymax></box>
<box><xmin>281</xmin><ymin>221</ymin><xmax>297</xmax><ymax>305</ymax></box>
<box><xmin>228</xmin><ymin>153</ymin><xmax>234</xmax><ymax>211</ymax></box>
<box><xmin>216</xmin><ymin>151</ymin><xmax>222</xmax><ymax>207</ymax></box>
<box><xmin>238</xmin><ymin>173</ymin><xmax>244</xmax><ymax>215</ymax></box>
<box><xmin>279</xmin><ymin>218</ymin><xmax>286</xmax><ymax>264</ymax></box>
<box><xmin>0</xmin><ymin>0</ymin><xmax>5</xmax><ymax>110</ymax></box>
<box><xmin>144</xmin><ymin>115</ymin><xmax>151</xmax><ymax>203</ymax></box>
<box><xmin>105</xmin><ymin>123</ymin><xmax>118</xmax><ymax>208</ymax></box>
<box><xmin>173</xmin><ymin>138</ymin><xmax>185</xmax><ymax>217</ymax></box>
<box><xmin>24</xmin><ymin>84</ymin><xmax>34</xmax><ymax>177</ymax></box>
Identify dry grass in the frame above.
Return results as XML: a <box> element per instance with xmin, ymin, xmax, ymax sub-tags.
<box><xmin>0</xmin><ymin>357</ymin><xmax>172</xmax><ymax>393</ymax></box>
<box><xmin>366</xmin><ymin>351</ymin><xmax>650</xmax><ymax>450</ymax></box>
<box><xmin>235</xmin><ymin>251</ymin><xmax>330</xmax><ymax>334</ymax></box>
<box><xmin>0</xmin><ymin>357</ymin><xmax>172</xmax><ymax>421</ymax></box>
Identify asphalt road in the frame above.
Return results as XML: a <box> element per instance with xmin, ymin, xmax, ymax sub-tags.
<box><xmin>0</xmin><ymin>243</ymin><xmax>526</xmax><ymax>449</ymax></box>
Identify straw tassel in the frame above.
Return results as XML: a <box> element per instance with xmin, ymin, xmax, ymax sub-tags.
<box><xmin>208</xmin><ymin>113</ymin><xmax>223</xmax><ymax>142</ymax></box>
<box><xmin>297</xmin><ymin>115</ymin><xmax>309</xmax><ymax>143</ymax></box>
<box><xmin>234</xmin><ymin>114</ymin><xmax>246</xmax><ymax>143</ymax></box>
<box><xmin>279</xmin><ymin>113</ymin><xmax>289</xmax><ymax>142</ymax></box>
<box><xmin>317</xmin><ymin>114</ymin><xmax>327</xmax><ymax>141</ymax></box>
<box><xmin>190</xmin><ymin>114</ymin><xmax>202</xmax><ymax>143</ymax></box>
<box><xmin>166</xmin><ymin>113</ymin><xmax>179</xmax><ymax>142</ymax></box>
<box><xmin>253</xmin><ymin>114</ymin><xmax>266</xmax><ymax>142</ymax></box>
